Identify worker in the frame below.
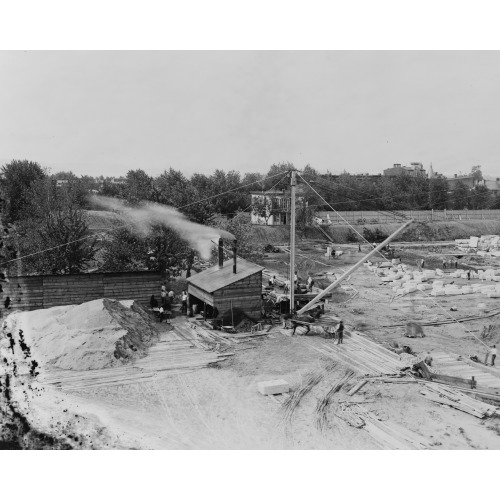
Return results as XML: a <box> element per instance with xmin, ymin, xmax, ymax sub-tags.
<box><xmin>269</xmin><ymin>275</ymin><xmax>276</xmax><ymax>287</ymax></box>
<box><xmin>332</xmin><ymin>248</ymin><xmax>336</xmax><ymax>259</ymax></box>
<box><xmin>307</xmin><ymin>276</ymin><xmax>314</xmax><ymax>292</ymax></box>
<box><xmin>358</xmin><ymin>244</ymin><xmax>361</xmax><ymax>252</ymax></box>
<box><xmin>442</xmin><ymin>257</ymin><xmax>447</xmax><ymax>269</ymax></box>
<box><xmin>160</xmin><ymin>288</ymin><xmax>167</xmax><ymax>307</ymax></box>
<box><xmin>164</xmin><ymin>299</ymin><xmax>172</xmax><ymax>323</ymax></box>
<box><xmin>294</xmin><ymin>272</ymin><xmax>298</xmax><ymax>285</ymax></box>
<box><xmin>491</xmin><ymin>345</ymin><xmax>497</xmax><ymax>366</ymax></box>
<box><xmin>181</xmin><ymin>290</ymin><xmax>188</xmax><ymax>314</ymax></box>
<box><xmin>467</xmin><ymin>269</ymin><xmax>471</xmax><ymax>280</ymax></box>
<box><xmin>159</xmin><ymin>306</ymin><xmax>165</xmax><ymax>323</ymax></box>
<box><xmin>337</xmin><ymin>320</ymin><xmax>344</xmax><ymax>344</ymax></box>
<box><xmin>150</xmin><ymin>295</ymin><xmax>159</xmax><ymax>310</ymax></box>
<box><xmin>168</xmin><ymin>289</ymin><xmax>175</xmax><ymax>301</ymax></box>
<box><xmin>161</xmin><ymin>282</ymin><xmax>167</xmax><ymax>293</ymax></box>
<box><xmin>284</xmin><ymin>279</ymin><xmax>290</xmax><ymax>293</ymax></box>
<box><xmin>424</xmin><ymin>351</ymin><xmax>433</xmax><ymax>367</ymax></box>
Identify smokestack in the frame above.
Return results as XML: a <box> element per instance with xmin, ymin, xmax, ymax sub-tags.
<box><xmin>233</xmin><ymin>240</ymin><xmax>237</xmax><ymax>274</ymax></box>
<box><xmin>218</xmin><ymin>238</ymin><xmax>224</xmax><ymax>269</ymax></box>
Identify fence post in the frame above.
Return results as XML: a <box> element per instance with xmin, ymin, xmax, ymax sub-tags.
<box><xmin>482</xmin><ymin>209</ymin><xmax>484</xmax><ymax>220</ymax></box>
<box><xmin>444</xmin><ymin>208</ymin><xmax>447</xmax><ymax>219</ymax></box>
<box><xmin>431</xmin><ymin>209</ymin><xmax>434</xmax><ymax>221</ymax></box>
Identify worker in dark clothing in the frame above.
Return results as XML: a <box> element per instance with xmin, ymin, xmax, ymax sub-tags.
<box><xmin>467</xmin><ymin>270</ymin><xmax>471</xmax><ymax>280</ymax></box>
<box><xmin>181</xmin><ymin>290</ymin><xmax>188</xmax><ymax>314</ymax></box>
<box><xmin>337</xmin><ymin>320</ymin><xmax>344</xmax><ymax>344</ymax></box>
<box><xmin>164</xmin><ymin>298</ymin><xmax>172</xmax><ymax>324</ymax></box>
<box><xmin>150</xmin><ymin>295</ymin><xmax>158</xmax><ymax>309</ymax></box>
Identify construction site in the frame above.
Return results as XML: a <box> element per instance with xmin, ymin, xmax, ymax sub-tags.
<box><xmin>2</xmin><ymin>169</ymin><xmax>500</xmax><ymax>450</ymax></box>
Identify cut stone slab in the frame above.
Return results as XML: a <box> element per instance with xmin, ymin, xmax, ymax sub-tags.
<box><xmin>258</xmin><ymin>379</ymin><xmax>290</xmax><ymax>395</ymax></box>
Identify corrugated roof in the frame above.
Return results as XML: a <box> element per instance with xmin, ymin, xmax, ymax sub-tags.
<box><xmin>187</xmin><ymin>258</ymin><xmax>264</xmax><ymax>293</ymax></box>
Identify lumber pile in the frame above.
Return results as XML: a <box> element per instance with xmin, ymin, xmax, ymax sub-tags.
<box><xmin>174</xmin><ymin>319</ymin><xmax>269</xmax><ymax>348</ymax></box>
<box><xmin>40</xmin><ymin>338</ymin><xmax>233</xmax><ymax>390</ymax></box>
<box><xmin>307</xmin><ymin>332</ymin><xmax>406</xmax><ymax>376</ymax></box>
<box><xmin>339</xmin><ymin>404</ymin><xmax>432</xmax><ymax>449</ymax></box>
<box><xmin>420</xmin><ymin>383</ymin><xmax>498</xmax><ymax>418</ymax></box>
<box><xmin>431</xmin><ymin>351</ymin><xmax>500</xmax><ymax>390</ymax></box>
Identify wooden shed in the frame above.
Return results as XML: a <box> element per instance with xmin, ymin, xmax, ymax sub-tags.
<box><xmin>187</xmin><ymin>257</ymin><xmax>264</xmax><ymax>324</ymax></box>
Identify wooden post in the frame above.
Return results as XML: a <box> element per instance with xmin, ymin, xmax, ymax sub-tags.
<box><xmin>290</xmin><ymin>170</ymin><xmax>296</xmax><ymax>314</ymax></box>
<box><xmin>231</xmin><ymin>299</ymin><xmax>234</xmax><ymax>328</ymax></box>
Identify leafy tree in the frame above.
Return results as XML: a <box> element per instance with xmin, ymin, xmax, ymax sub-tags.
<box><xmin>470</xmin><ymin>185</ymin><xmax>491</xmax><ymax>209</ymax></box>
<box><xmin>153</xmin><ymin>168</ymin><xmax>214</xmax><ymax>223</ymax></box>
<box><xmin>450</xmin><ymin>181</ymin><xmax>471</xmax><ymax>209</ymax></box>
<box><xmin>124</xmin><ymin>169</ymin><xmax>153</xmax><ymax>204</ymax></box>
<box><xmin>429</xmin><ymin>176</ymin><xmax>449</xmax><ymax>210</ymax></box>
<box><xmin>241</xmin><ymin>172</ymin><xmax>264</xmax><ymax>192</ymax></box>
<box><xmin>0</xmin><ymin>160</ymin><xmax>47</xmax><ymax>223</ymax></box>
<box><xmin>13</xmin><ymin>178</ymin><xmax>97</xmax><ymax>275</ymax></box>
<box><xmin>263</xmin><ymin>162</ymin><xmax>293</xmax><ymax>190</ymax></box>
<box><xmin>98</xmin><ymin>227</ymin><xmax>148</xmax><ymax>272</ymax></box>
<box><xmin>296</xmin><ymin>198</ymin><xmax>314</xmax><ymax>235</ymax></box>
<box><xmin>471</xmin><ymin>165</ymin><xmax>483</xmax><ymax>183</ymax></box>
<box><xmin>206</xmin><ymin>169</ymin><xmax>248</xmax><ymax>215</ymax></box>
<box><xmin>210</xmin><ymin>214</ymin><xmax>265</xmax><ymax>264</ymax></box>
<box><xmin>99</xmin><ymin>224</ymin><xmax>194</xmax><ymax>277</ymax></box>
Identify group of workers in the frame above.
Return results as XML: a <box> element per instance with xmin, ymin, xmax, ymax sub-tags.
<box><xmin>150</xmin><ymin>282</ymin><xmax>188</xmax><ymax>323</ymax></box>
<box><xmin>442</xmin><ymin>257</ymin><xmax>460</xmax><ymax>269</ymax></box>
<box><xmin>270</xmin><ymin>272</ymin><xmax>315</xmax><ymax>294</ymax></box>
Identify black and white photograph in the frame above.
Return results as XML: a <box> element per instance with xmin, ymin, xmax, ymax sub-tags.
<box><xmin>1</xmin><ymin>2</ymin><xmax>500</xmax><ymax>498</ymax></box>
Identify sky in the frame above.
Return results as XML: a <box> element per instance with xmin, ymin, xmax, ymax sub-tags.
<box><xmin>1</xmin><ymin>50</ymin><xmax>500</xmax><ymax>179</ymax></box>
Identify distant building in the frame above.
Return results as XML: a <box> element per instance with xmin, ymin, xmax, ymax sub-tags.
<box><xmin>56</xmin><ymin>179</ymin><xmax>69</xmax><ymax>187</ymax></box>
<box><xmin>109</xmin><ymin>178</ymin><xmax>126</xmax><ymax>185</ymax></box>
<box><xmin>446</xmin><ymin>174</ymin><xmax>476</xmax><ymax>190</ymax></box>
<box><xmin>250</xmin><ymin>188</ymin><xmax>306</xmax><ymax>225</ymax></box>
<box><xmin>383</xmin><ymin>163</ymin><xmax>426</xmax><ymax>177</ymax></box>
<box><xmin>481</xmin><ymin>177</ymin><xmax>500</xmax><ymax>194</ymax></box>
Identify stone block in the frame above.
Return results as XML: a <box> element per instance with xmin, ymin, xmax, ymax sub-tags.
<box><xmin>257</xmin><ymin>379</ymin><xmax>290</xmax><ymax>395</ymax></box>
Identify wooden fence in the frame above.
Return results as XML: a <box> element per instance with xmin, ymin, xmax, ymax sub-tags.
<box><xmin>0</xmin><ymin>271</ymin><xmax>164</xmax><ymax>316</ymax></box>
<box><xmin>316</xmin><ymin>209</ymin><xmax>500</xmax><ymax>225</ymax></box>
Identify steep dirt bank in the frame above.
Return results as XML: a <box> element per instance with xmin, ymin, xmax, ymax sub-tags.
<box><xmin>252</xmin><ymin>220</ymin><xmax>500</xmax><ymax>245</ymax></box>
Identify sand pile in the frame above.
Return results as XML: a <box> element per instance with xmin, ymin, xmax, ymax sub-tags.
<box><xmin>11</xmin><ymin>298</ymin><xmax>158</xmax><ymax>371</ymax></box>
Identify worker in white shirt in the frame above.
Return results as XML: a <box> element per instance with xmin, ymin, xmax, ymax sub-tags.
<box><xmin>491</xmin><ymin>345</ymin><xmax>497</xmax><ymax>366</ymax></box>
<box><xmin>307</xmin><ymin>276</ymin><xmax>314</xmax><ymax>292</ymax></box>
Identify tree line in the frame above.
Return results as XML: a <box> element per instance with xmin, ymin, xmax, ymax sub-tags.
<box><xmin>1</xmin><ymin>159</ymin><xmax>498</xmax><ymax>276</ymax></box>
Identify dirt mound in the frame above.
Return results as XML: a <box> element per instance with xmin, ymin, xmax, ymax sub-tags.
<box><xmin>11</xmin><ymin>298</ymin><xmax>158</xmax><ymax>371</ymax></box>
